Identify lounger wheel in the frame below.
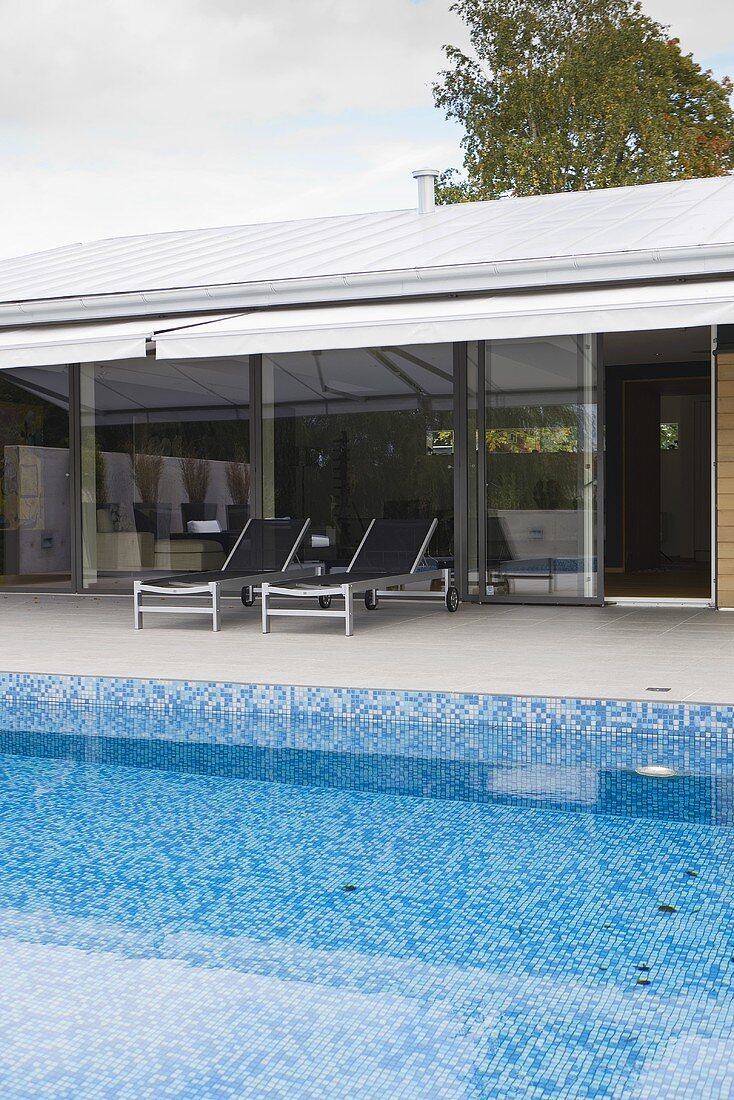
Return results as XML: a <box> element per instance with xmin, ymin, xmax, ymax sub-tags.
<box><xmin>318</xmin><ymin>594</ymin><xmax>332</xmax><ymax>608</ymax></box>
<box><xmin>241</xmin><ymin>586</ymin><xmax>255</xmax><ymax>607</ymax></box>
<box><xmin>364</xmin><ymin>590</ymin><xmax>379</xmax><ymax>610</ymax></box>
<box><xmin>446</xmin><ymin>586</ymin><xmax>459</xmax><ymax>612</ymax></box>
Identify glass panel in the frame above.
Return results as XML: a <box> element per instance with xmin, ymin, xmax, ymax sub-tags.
<box><xmin>484</xmin><ymin>335</ymin><xmax>598</xmax><ymax>599</ymax></box>
<box><xmin>262</xmin><ymin>344</ymin><xmax>454</xmax><ymax>568</ymax></box>
<box><xmin>80</xmin><ymin>357</ymin><xmax>250</xmax><ymax>592</ymax></box>
<box><xmin>0</xmin><ymin>365</ymin><xmax>71</xmax><ymax>590</ymax></box>
<box><xmin>465</xmin><ymin>342</ymin><xmax>480</xmax><ymax>596</ymax></box>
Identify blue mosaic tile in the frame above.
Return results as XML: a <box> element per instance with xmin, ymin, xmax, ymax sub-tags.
<box><xmin>1</xmin><ymin>675</ymin><xmax>733</xmax><ymax>1097</ymax></box>
<box><xmin>0</xmin><ymin>730</ymin><xmax>732</xmax><ymax>1099</ymax></box>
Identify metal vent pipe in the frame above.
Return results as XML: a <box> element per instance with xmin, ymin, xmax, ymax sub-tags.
<box><xmin>412</xmin><ymin>168</ymin><xmax>439</xmax><ymax>214</ymax></box>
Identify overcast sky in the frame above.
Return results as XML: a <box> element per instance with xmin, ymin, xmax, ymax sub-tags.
<box><xmin>0</xmin><ymin>0</ymin><xmax>732</xmax><ymax>261</ymax></box>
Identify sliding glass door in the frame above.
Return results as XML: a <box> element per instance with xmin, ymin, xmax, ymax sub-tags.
<box><xmin>466</xmin><ymin>336</ymin><xmax>600</xmax><ymax>602</ymax></box>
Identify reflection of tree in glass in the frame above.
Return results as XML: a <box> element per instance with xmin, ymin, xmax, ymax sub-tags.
<box><xmin>486</xmin><ymin>404</ymin><xmax>580</xmax><ymax>509</ymax></box>
<box><xmin>660</xmin><ymin>422</ymin><xmax>679</xmax><ymax>451</ymax></box>
<box><xmin>486</xmin><ymin>426</ymin><xmax>578</xmax><ymax>453</ymax></box>
<box><xmin>273</xmin><ymin>406</ymin><xmax>454</xmax><ymax>558</ymax></box>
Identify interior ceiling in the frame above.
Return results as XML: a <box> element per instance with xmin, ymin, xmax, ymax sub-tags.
<box><xmin>2</xmin><ymin>344</ymin><xmax>455</xmax><ymax>420</ymax></box>
<box><xmin>603</xmin><ymin>327</ymin><xmax>710</xmax><ymax>367</ymax></box>
<box><xmin>3</xmin><ymin>330</ymin><xmax>713</xmax><ymax>417</ymax></box>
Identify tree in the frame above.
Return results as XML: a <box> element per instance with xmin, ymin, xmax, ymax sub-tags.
<box><xmin>433</xmin><ymin>0</ymin><xmax>734</xmax><ymax>202</ymax></box>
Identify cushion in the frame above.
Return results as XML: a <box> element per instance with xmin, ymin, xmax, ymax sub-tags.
<box><xmin>187</xmin><ymin>519</ymin><xmax>222</xmax><ymax>533</ymax></box>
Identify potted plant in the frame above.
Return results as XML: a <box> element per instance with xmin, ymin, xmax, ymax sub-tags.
<box><xmin>128</xmin><ymin>438</ymin><xmax>170</xmax><ymax>539</ymax></box>
<box><xmin>179</xmin><ymin>449</ymin><xmax>214</xmax><ymax>528</ymax></box>
<box><xmin>94</xmin><ymin>442</ymin><xmax>121</xmax><ymax>532</ymax></box>
<box><xmin>225</xmin><ymin>457</ymin><xmax>251</xmax><ymax>531</ymax></box>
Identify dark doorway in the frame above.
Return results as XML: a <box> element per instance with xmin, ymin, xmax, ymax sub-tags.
<box><xmin>604</xmin><ymin>331</ymin><xmax>711</xmax><ymax>600</ymax></box>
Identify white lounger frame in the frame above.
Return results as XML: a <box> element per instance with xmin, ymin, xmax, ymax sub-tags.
<box><xmin>133</xmin><ymin>518</ymin><xmax>310</xmax><ymax>631</ymax></box>
<box><xmin>260</xmin><ymin>519</ymin><xmax>456</xmax><ymax>636</ymax></box>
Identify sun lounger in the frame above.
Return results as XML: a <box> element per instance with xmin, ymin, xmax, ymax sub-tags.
<box><xmin>260</xmin><ymin>518</ymin><xmax>459</xmax><ymax>636</ymax></box>
<box><xmin>133</xmin><ymin>517</ymin><xmax>311</xmax><ymax>631</ymax></box>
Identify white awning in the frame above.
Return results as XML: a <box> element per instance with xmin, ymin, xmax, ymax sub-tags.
<box><xmin>156</xmin><ymin>282</ymin><xmax>734</xmax><ymax>359</ymax></box>
<box><xmin>0</xmin><ymin>313</ymin><xmax>229</xmax><ymax>370</ymax></box>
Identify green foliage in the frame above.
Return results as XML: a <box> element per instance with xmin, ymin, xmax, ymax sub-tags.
<box><xmin>488</xmin><ymin>452</ymin><xmax>578</xmax><ymax>509</ymax></box>
<box><xmin>660</xmin><ymin>421</ymin><xmax>679</xmax><ymax>450</ymax></box>
<box><xmin>273</xmin><ymin>407</ymin><xmax>455</xmax><ymax>556</ymax></box>
<box><xmin>434</xmin><ymin>0</ymin><xmax>734</xmax><ymax>200</ymax></box>
<box><xmin>485</xmin><ymin>402</ymin><xmax>585</xmax><ymax>509</ymax></box>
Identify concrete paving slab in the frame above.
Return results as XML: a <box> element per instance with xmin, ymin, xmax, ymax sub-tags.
<box><xmin>1</xmin><ymin>593</ymin><xmax>733</xmax><ymax>704</ymax></box>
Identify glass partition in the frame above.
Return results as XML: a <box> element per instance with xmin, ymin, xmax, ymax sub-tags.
<box><xmin>80</xmin><ymin>357</ymin><xmax>250</xmax><ymax>592</ymax></box>
<box><xmin>482</xmin><ymin>335</ymin><xmax>598</xmax><ymax>600</ymax></box>
<box><xmin>262</xmin><ymin>344</ymin><xmax>454</xmax><ymax>568</ymax></box>
<box><xmin>0</xmin><ymin>365</ymin><xmax>71</xmax><ymax>590</ymax></box>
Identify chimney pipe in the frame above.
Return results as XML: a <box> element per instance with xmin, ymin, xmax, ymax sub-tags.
<box><xmin>412</xmin><ymin>168</ymin><xmax>439</xmax><ymax>214</ymax></box>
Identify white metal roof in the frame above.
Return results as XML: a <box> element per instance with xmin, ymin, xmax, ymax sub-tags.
<box><xmin>1</xmin><ymin>176</ymin><xmax>734</xmax><ymax>323</ymax></box>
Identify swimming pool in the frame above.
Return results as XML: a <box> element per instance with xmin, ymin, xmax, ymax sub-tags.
<box><xmin>0</xmin><ymin>696</ymin><xmax>732</xmax><ymax>1099</ymax></box>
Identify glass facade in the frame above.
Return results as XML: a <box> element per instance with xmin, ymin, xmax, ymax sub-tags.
<box><xmin>261</xmin><ymin>345</ymin><xmax>455</xmax><ymax>568</ymax></box>
<box><xmin>79</xmin><ymin>357</ymin><xmax>250</xmax><ymax>592</ymax></box>
<box><xmin>0</xmin><ymin>366</ymin><xmax>72</xmax><ymax>590</ymax></box>
<box><xmin>0</xmin><ymin>333</ymin><xmax>603</xmax><ymax>602</ymax></box>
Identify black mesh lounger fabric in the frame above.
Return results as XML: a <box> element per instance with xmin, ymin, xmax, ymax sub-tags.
<box><xmin>350</xmin><ymin>519</ymin><xmax>435</xmax><ymax>574</ymax></box>
<box><xmin>224</xmin><ymin>518</ymin><xmax>306</xmax><ymax>573</ymax></box>
<box><xmin>265</xmin><ymin>519</ymin><xmax>436</xmax><ymax>589</ymax></box>
<box><xmin>148</xmin><ymin>518</ymin><xmax>307</xmax><ymax>587</ymax></box>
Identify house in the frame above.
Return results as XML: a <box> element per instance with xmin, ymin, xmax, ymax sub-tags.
<box><xmin>0</xmin><ymin>169</ymin><xmax>732</xmax><ymax>607</ymax></box>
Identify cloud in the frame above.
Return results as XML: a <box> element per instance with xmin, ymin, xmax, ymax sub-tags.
<box><xmin>644</xmin><ymin>0</ymin><xmax>734</xmax><ymax>58</ymax></box>
<box><xmin>0</xmin><ymin>0</ymin><xmax>731</xmax><ymax>261</ymax></box>
<box><xmin>0</xmin><ymin>0</ymin><xmax>467</xmax><ymax>256</ymax></box>
<box><xmin>0</xmin><ymin>0</ymin><xmax>462</xmax><ymax>137</ymax></box>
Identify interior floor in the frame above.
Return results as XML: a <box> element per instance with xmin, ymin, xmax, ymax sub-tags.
<box><xmin>604</xmin><ymin>560</ymin><xmax>710</xmax><ymax>599</ymax></box>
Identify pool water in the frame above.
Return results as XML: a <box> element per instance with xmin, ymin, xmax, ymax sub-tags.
<box><xmin>0</xmin><ymin>721</ymin><xmax>732</xmax><ymax>1098</ymax></box>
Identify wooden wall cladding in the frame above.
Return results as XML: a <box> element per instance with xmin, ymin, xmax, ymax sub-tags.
<box><xmin>717</xmin><ymin>351</ymin><xmax>734</xmax><ymax>607</ymax></box>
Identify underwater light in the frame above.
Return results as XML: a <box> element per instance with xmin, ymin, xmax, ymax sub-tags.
<box><xmin>634</xmin><ymin>764</ymin><xmax>680</xmax><ymax>779</ymax></box>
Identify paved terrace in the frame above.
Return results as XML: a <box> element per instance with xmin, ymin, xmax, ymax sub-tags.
<box><xmin>2</xmin><ymin>593</ymin><xmax>734</xmax><ymax>705</ymax></box>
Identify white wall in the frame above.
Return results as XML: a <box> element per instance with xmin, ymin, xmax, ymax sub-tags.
<box><xmin>98</xmin><ymin>451</ymin><xmax>251</xmax><ymax>534</ymax></box>
<box><xmin>2</xmin><ymin>445</ymin><xmax>70</xmax><ymax>575</ymax></box>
